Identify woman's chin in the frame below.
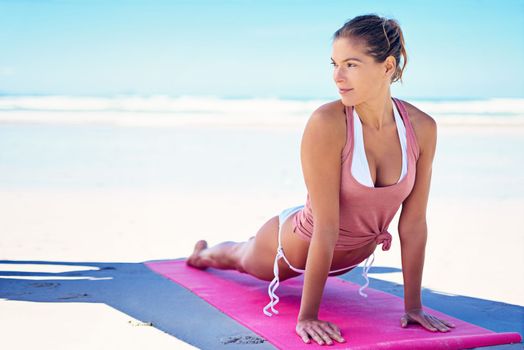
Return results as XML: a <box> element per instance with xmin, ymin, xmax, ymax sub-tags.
<box><xmin>340</xmin><ymin>95</ymin><xmax>355</xmax><ymax>105</ymax></box>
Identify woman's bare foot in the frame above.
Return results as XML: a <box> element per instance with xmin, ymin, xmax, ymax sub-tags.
<box><xmin>186</xmin><ymin>240</ymin><xmax>209</xmax><ymax>270</ymax></box>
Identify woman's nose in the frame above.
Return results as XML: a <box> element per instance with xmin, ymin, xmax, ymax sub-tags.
<box><xmin>334</xmin><ymin>67</ymin><xmax>345</xmax><ymax>82</ymax></box>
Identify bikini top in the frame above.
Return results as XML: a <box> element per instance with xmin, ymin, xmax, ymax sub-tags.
<box><xmin>292</xmin><ymin>97</ymin><xmax>420</xmax><ymax>251</ymax></box>
<box><xmin>352</xmin><ymin>97</ymin><xmax>408</xmax><ymax>187</ymax></box>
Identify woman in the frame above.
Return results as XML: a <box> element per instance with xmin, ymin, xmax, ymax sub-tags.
<box><xmin>187</xmin><ymin>14</ymin><xmax>456</xmax><ymax>346</ymax></box>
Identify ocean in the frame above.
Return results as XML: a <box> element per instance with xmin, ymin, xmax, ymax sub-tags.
<box><xmin>0</xmin><ymin>95</ymin><xmax>523</xmax><ymax>199</ymax></box>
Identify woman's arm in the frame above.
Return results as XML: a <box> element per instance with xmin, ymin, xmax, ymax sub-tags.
<box><xmin>398</xmin><ymin>109</ymin><xmax>437</xmax><ymax>311</ymax></box>
<box><xmin>294</xmin><ymin>105</ymin><xmax>347</xmax><ymax>345</ymax></box>
<box><xmin>299</xmin><ymin>232</ymin><xmax>338</xmax><ymax>319</ymax></box>
<box><xmin>396</xmin><ymin>108</ymin><xmax>454</xmax><ymax>332</ymax></box>
<box><xmin>399</xmin><ymin>222</ymin><xmax>427</xmax><ymax>311</ymax></box>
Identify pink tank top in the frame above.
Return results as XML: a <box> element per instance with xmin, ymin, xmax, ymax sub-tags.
<box><xmin>292</xmin><ymin>97</ymin><xmax>420</xmax><ymax>251</ymax></box>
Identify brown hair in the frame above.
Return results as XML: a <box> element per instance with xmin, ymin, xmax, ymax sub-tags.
<box><xmin>332</xmin><ymin>14</ymin><xmax>408</xmax><ymax>84</ymax></box>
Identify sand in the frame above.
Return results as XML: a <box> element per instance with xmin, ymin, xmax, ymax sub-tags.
<box><xmin>1</xmin><ymin>123</ymin><xmax>523</xmax><ymax>348</ymax></box>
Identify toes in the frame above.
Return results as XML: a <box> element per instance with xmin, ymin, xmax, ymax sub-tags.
<box><xmin>195</xmin><ymin>240</ymin><xmax>208</xmax><ymax>251</ymax></box>
<box><xmin>186</xmin><ymin>240</ymin><xmax>209</xmax><ymax>270</ymax></box>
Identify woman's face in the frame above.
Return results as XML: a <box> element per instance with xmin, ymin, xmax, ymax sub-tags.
<box><xmin>331</xmin><ymin>37</ymin><xmax>394</xmax><ymax>106</ymax></box>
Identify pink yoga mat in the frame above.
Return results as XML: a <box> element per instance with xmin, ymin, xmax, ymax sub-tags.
<box><xmin>145</xmin><ymin>259</ymin><xmax>522</xmax><ymax>350</ymax></box>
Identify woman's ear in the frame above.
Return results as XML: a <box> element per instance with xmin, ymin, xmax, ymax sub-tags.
<box><xmin>385</xmin><ymin>55</ymin><xmax>396</xmax><ymax>78</ymax></box>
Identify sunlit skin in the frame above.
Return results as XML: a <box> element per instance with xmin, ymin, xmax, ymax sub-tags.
<box><xmin>294</xmin><ymin>36</ymin><xmax>455</xmax><ymax>345</ymax></box>
<box><xmin>187</xmin><ymin>35</ymin><xmax>455</xmax><ymax>346</ymax></box>
<box><xmin>332</xmin><ymin>36</ymin><xmax>397</xmax><ymax>131</ymax></box>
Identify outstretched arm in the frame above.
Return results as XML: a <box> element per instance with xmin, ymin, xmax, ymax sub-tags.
<box><xmin>397</xmin><ymin>112</ymin><xmax>436</xmax><ymax>312</ymax></box>
<box><xmin>295</xmin><ymin>105</ymin><xmax>346</xmax><ymax>345</ymax></box>
<box><xmin>397</xmin><ymin>109</ymin><xmax>454</xmax><ymax>332</ymax></box>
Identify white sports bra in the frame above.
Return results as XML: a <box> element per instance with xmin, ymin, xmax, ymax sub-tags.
<box><xmin>351</xmin><ymin>98</ymin><xmax>408</xmax><ymax>187</ymax></box>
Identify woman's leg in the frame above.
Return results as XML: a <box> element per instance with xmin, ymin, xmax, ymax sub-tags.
<box><xmin>186</xmin><ymin>239</ymin><xmax>249</xmax><ymax>272</ymax></box>
<box><xmin>186</xmin><ymin>212</ymin><xmax>304</xmax><ymax>282</ymax></box>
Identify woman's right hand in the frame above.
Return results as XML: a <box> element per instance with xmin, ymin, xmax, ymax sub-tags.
<box><xmin>296</xmin><ymin>317</ymin><xmax>346</xmax><ymax>345</ymax></box>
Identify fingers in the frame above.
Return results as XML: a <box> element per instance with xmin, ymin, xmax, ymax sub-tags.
<box><xmin>327</xmin><ymin>321</ymin><xmax>341</xmax><ymax>335</ymax></box>
<box><xmin>401</xmin><ymin>312</ymin><xmax>456</xmax><ymax>333</ymax></box>
<box><xmin>413</xmin><ymin>313</ymin><xmax>437</xmax><ymax>332</ymax></box>
<box><xmin>317</xmin><ymin>323</ymin><xmax>346</xmax><ymax>345</ymax></box>
<box><xmin>312</xmin><ymin>325</ymin><xmax>333</xmax><ymax>345</ymax></box>
<box><xmin>400</xmin><ymin>314</ymin><xmax>409</xmax><ymax>328</ymax></box>
<box><xmin>296</xmin><ymin>329</ymin><xmax>311</xmax><ymax>344</ymax></box>
<box><xmin>297</xmin><ymin>326</ymin><xmax>327</xmax><ymax>345</ymax></box>
<box><xmin>297</xmin><ymin>325</ymin><xmax>346</xmax><ymax>345</ymax></box>
<box><xmin>326</xmin><ymin>322</ymin><xmax>346</xmax><ymax>343</ymax></box>
<box><xmin>420</xmin><ymin>314</ymin><xmax>450</xmax><ymax>332</ymax></box>
<box><xmin>427</xmin><ymin>315</ymin><xmax>454</xmax><ymax>332</ymax></box>
<box><xmin>438</xmin><ymin>317</ymin><xmax>456</xmax><ymax>328</ymax></box>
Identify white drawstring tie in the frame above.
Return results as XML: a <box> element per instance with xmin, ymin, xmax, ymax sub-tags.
<box><xmin>263</xmin><ymin>249</ymin><xmax>376</xmax><ymax>317</ymax></box>
<box><xmin>263</xmin><ymin>247</ymin><xmax>286</xmax><ymax>316</ymax></box>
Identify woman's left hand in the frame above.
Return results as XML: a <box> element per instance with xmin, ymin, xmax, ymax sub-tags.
<box><xmin>400</xmin><ymin>308</ymin><xmax>456</xmax><ymax>332</ymax></box>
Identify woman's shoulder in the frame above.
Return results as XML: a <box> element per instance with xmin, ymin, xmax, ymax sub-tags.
<box><xmin>397</xmin><ymin>99</ymin><xmax>436</xmax><ymax>128</ymax></box>
<box><xmin>396</xmin><ymin>99</ymin><xmax>437</xmax><ymax>153</ymax></box>
<box><xmin>309</xmin><ymin>99</ymin><xmax>346</xmax><ymax>120</ymax></box>
<box><xmin>302</xmin><ymin>99</ymin><xmax>347</xmax><ymax>153</ymax></box>
<box><xmin>304</xmin><ymin>99</ymin><xmax>347</xmax><ymax>135</ymax></box>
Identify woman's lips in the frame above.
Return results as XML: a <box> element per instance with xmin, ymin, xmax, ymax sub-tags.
<box><xmin>339</xmin><ymin>88</ymin><xmax>353</xmax><ymax>94</ymax></box>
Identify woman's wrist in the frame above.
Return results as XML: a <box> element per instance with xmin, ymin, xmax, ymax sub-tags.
<box><xmin>404</xmin><ymin>296</ymin><xmax>423</xmax><ymax>312</ymax></box>
<box><xmin>298</xmin><ymin>312</ymin><xmax>318</xmax><ymax>321</ymax></box>
<box><xmin>405</xmin><ymin>306</ymin><xmax>423</xmax><ymax>313</ymax></box>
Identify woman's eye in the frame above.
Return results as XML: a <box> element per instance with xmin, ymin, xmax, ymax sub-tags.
<box><xmin>330</xmin><ymin>62</ymin><xmax>355</xmax><ymax>68</ymax></box>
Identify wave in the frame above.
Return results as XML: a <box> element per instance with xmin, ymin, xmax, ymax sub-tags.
<box><xmin>0</xmin><ymin>95</ymin><xmax>523</xmax><ymax>127</ymax></box>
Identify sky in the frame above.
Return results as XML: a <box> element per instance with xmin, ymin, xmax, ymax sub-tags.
<box><xmin>0</xmin><ymin>0</ymin><xmax>523</xmax><ymax>100</ymax></box>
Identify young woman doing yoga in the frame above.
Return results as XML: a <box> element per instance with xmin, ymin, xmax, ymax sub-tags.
<box><xmin>186</xmin><ymin>13</ymin><xmax>455</xmax><ymax>346</ymax></box>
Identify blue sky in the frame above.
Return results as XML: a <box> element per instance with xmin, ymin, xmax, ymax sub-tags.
<box><xmin>1</xmin><ymin>0</ymin><xmax>523</xmax><ymax>99</ymax></box>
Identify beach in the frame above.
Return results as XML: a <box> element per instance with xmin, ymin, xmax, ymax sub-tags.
<box><xmin>1</xmin><ymin>97</ymin><xmax>523</xmax><ymax>348</ymax></box>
